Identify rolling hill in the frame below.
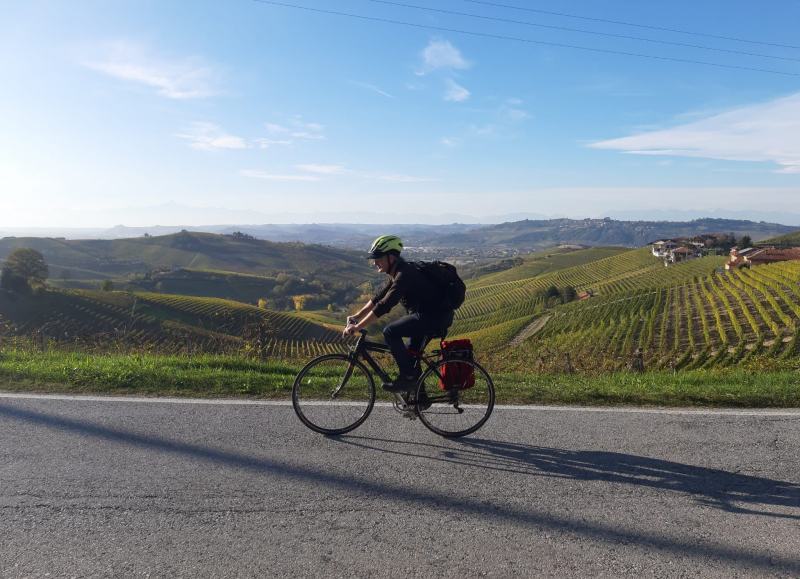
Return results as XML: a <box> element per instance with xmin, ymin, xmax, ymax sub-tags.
<box><xmin>509</xmin><ymin>259</ymin><xmax>800</xmax><ymax>374</ymax></box>
<box><xmin>0</xmin><ymin>289</ymin><xmax>349</xmax><ymax>359</ymax></box>
<box><xmin>0</xmin><ymin>231</ymin><xmax>375</xmax><ymax>283</ymax></box>
<box><xmin>760</xmin><ymin>230</ymin><xmax>800</xmax><ymax>247</ymax></box>
<box><xmin>421</xmin><ymin>218</ymin><xmax>798</xmax><ymax>250</ymax></box>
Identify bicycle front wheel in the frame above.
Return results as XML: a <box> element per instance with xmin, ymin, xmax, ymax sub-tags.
<box><xmin>292</xmin><ymin>354</ymin><xmax>376</xmax><ymax>435</ymax></box>
<box><xmin>415</xmin><ymin>359</ymin><xmax>495</xmax><ymax>437</ymax></box>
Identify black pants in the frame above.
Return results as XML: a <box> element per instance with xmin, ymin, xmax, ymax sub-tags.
<box><xmin>382</xmin><ymin>310</ymin><xmax>454</xmax><ymax>378</ymax></box>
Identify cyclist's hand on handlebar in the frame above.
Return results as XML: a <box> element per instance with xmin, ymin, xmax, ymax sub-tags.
<box><xmin>343</xmin><ymin>324</ymin><xmax>357</xmax><ymax>338</ymax></box>
<box><xmin>347</xmin><ymin>316</ymin><xmax>358</xmax><ymax>326</ymax></box>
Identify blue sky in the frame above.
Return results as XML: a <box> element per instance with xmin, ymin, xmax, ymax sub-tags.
<box><xmin>1</xmin><ymin>0</ymin><xmax>799</xmax><ymax>227</ymax></box>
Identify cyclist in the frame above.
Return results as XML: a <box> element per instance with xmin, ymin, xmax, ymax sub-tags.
<box><xmin>344</xmin><ymin>235</ymin><xmax>454</xmax><ymax>392</ymax></box>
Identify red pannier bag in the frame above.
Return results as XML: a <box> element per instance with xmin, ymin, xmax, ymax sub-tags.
<box><xmin>439</xmin><ymin>339</ymin><xmax>475</xmax><ymax>390</ymax></box>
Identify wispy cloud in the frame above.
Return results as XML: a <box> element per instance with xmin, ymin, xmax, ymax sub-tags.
<box><xmin>590</xmin><ymin>92</ymin><xmax>800</xmax><ymax>174</ymax></box>
<box><xmin>83</xmin><ymin>41</ymin><xmax>220</xmax><ymax>99</ymax></box>
<box><xmin>444</xmin><ymin>79</ymin><xmax>470</xmax><ymax>102</ymax></box>
<box><xmin>295</xmin><ymin>164</ymin><xmax>348</xmax><ymax>174</ymax></box>
<box><xmin>506</xmin><ymin>108</ymin><xmax>530</xmax><ymax>120</ymax></box>
<box><xmin>263</xmin><ymin>119</ymin><xmax>326</xmax><ymax>144</ymax></box>
<box><xmin>470</xmin><ymin>124</ymin><xmax>499</xmax><ymax>137</ymax></box>
<box><xmin>264</xmin><ymin>123</ymin><xmax>290</xmax><ymax>134</ymax></box>
<box><xmin>176</xmin><ymin>122</ymin><xmax>247</xmax><ymax>150</ymax></box>
<box><xmin>420</xmin><ymin>39</ymin><xmax>470</xmax><ymax>74</ymax></box>
<box><xmin>352</xmin><ymin>81</ymin><xmax>396</xmax><ymax>99</ymax></box>
<box><xmin>290</xmin><ymin>131</ymin><xmax>326</xmax><ymax>140</ymax></box>
<box><xmin>240</xmin><ymin>170</ymin><xmax>321</xmax><ymax>182</ymax></box>
<box><xmin>440</xmin><ymin>137</ymin><xmax>458</xmax><ymax>147</ymax></box>
<box><xmin>253</xmin><ymin>138</ymin><xmax>293</xmax><ymax>148</ymax></box>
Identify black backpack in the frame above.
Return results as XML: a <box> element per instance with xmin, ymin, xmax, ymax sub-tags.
<box><xmin>414</xmin><ymin>260</ymin><xmax>467</xmax><ymax>310</ymax></box>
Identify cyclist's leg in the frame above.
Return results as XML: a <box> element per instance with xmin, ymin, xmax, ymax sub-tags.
<box><xmin>383</xmin><ymin>313</ymin><xmax>426</xmax><ymax>379</ymax></box>
<box><xmin>384</xmin><ymin>311</ymin><xmax>454</xmax><ymax>377</ymax></box>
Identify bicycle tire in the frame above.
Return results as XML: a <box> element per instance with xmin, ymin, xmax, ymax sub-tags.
<box><xmin>292</xmin><ymin>353</ymin><xmax>376</xmax><ymax>435</ymax></box>
<box><xmin>414</xmin><ymin>358</ymin><xmax>495</xmax><ymax>438</ymax></box>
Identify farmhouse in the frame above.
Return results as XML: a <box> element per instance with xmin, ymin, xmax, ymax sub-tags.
<box><xmin>669</xmin><ymin>246</ymin><xmax>695</xmax><ymax>264</ymax></box>
<box><xmin>745</xmin><ymin>248</ymin><xmax>800</xmax><ymax>268</ymax></box>
<box><xmin>725</xmin><ymin>247</ymin><xmax>756</xmax><ymax>270</ymax></box>
<box><xmin>651</xmin><ymin>240</ymin><xmax>677</xmax><ymax>257</ymax></box>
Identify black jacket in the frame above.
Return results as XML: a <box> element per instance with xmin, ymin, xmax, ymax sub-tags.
<box><xmin>371</xmin><ymin>259</ymin><xmax>446</xmax><ymax>318</ymax></box>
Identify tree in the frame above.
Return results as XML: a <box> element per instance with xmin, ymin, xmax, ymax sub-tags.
<box><xmin>740</xmin><ymin>235</ymin><xmax>752</xmax><ymax>248</ymax></box>
<box><xmin>560</xmin><ymin>285</ymin><xmax>577</xmax><ymax>303</ymax></box>
<box><xmin>101</xmin><ymin>280</ymin><xmax>114</xmax><ymax>292</ymax></box>
<box><xmin>545</xmin><ymin>285</ymin><xmax>560</xmax><ymax>300</ymax></box>
<box><xmin>0</xmin><ymin>267</ymin><xmax>28</xmax><ymax>293</ymax></box>
<box><xmin>59</xmin><ymin>269</ymin><xmax>72</xmax><ymax>281</ymax></box>
<box><xmin>293</xmin><ymin>295</ymin><xmax>307</xmax><ymax>311</ymax></box>
<box><xmin>3</xmin><ymin>248</ymin><xmax>48</xmax><ymax>289</ymax></box>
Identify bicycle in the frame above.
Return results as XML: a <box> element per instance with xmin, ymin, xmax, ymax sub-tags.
<box><xmin>292</xmin><ymin>329</ymin><xmax>495</xmax><ymax>438</ymax></box>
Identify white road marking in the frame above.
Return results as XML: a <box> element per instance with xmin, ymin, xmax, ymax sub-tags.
<box><xmin>1</xmin><ymin>392</ymin><xmax>799</xmax><ymax>416</ymax></box>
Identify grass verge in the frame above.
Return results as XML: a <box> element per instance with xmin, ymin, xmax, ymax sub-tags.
<box><xmin>1</xmin><ymin>350</ymin><xmax>799</xmax><ymax>407</ymax></box>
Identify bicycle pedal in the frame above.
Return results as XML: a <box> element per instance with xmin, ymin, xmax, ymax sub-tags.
<box><xmin>393</xmin><ymin>392</ymin><xmax>409</xmax><ymax>410</ymax></box>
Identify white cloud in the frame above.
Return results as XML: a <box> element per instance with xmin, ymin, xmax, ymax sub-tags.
<box><xmin>296</xmin><ymin>164</ymin><xmax>348</xmax><ymax>174</ymax></box>
<box><xmin>253</xmin><ymin>138</ymin><xmax>293</xmax><ymax>148</ymax></box>
<box><xmin>240</xmin><ymin>170</ymin><xmax>321</xmax><ymax>182</ymax></box>
<box><xmin>291</xmin><ymin>132</ymin><xmax>326</xmax><ymax>140</ymax></box>
<box><xmin>83</xmin><ymin>41</ymin><xmax>220</xmax><ymax>99</ymax></box>
<box><xmin>176</xmin><ymin>122</ymin><xmax>247</xmax><ymax>150</ymax></box>
<box><xmin>444</xmin><ymin>79</ymin><xmax>470</xmax><ymax>102</ymax></box>
<box><xmin>470</xmin><ymin>124</ymin><xmax>498</xmax><ymax>137</ymax></box>
<box><xmin>440</xmin><ymin>137</ymin><xmax>457</xmax><ymax>147</ymax></box>
<box><xmin>265</xmin><ymin>123</ymin><xmax>290</xmax><ymax>134</ymax></box>
<box><xmin>263</xmin><ymin>119</ymin><xmax>326</xmax><ymax>144</ymax></box>
<box><xmin>290</xmin><ymin>118</ymin><xmax>324</xmax><ymax>131</ymax></box>
<box><xmin>590</xmin><ymin>92</ymin><xmax>800</xmax><ymax>174</ymax></box>
<box><xmin>507</xmin><ymin>108</ymin><xmax>530</xmax><ymax>120</ymax></box>
<box><xmin>420</xmin><ymin>39</ymin><xmax>470</xmax><ymax>74</ymax></box>
<box><xmin>352</xmin><ymin>81</ymin><xmax>395</xmax><ymax>99</ymax></box>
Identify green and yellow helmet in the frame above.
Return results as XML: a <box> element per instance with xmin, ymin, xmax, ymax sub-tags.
<box><xmin>367</xmin><ymin>235</ymin><xmax>403</xmax><ymax>258</ymax></box>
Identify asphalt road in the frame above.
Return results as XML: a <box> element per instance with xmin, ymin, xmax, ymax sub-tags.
<box><xmin>1</xmin><ymin>394</ymin><xmax>799</xmax><ymax>578</ymax></box>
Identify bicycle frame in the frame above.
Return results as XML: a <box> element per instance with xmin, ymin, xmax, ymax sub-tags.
<box><xmin>347</xmin><ymin>329</ymin><xmax>436</xmax><ymax>381</ymax></box>
<box><xmin>347</xmin><ymin>330</ymin><xmax>453</xmax><ymax>405</ymax></box>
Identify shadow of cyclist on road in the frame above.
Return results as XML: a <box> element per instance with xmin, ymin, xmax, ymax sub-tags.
<box><xmin>337</xmin><ymin>434</ymin><xmax>800</xmax><ymax>520</ymax></box>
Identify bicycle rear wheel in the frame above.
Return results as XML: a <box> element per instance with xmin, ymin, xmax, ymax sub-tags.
<box><xmin>292</xmin><ymin>354</ymin><xmax>375</xmax><ymax>435</ymax></box>
<box><xmin>415</xmin><ymin>359</ymin><xmax>494</xmax><ymax>437</ymax></box>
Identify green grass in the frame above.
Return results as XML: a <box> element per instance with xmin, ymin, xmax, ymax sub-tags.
<box><xmin>496</xmin><ymin>370</ymin><xmax>800</xmax><ymax>406</ymax></box>
<box><xmin>0</xmin><ymin>350</ymin><xmax>301</xmax><ymax>397</ymax></box>
<box><xmin>2</xmin><ymin>350</ymin><xmax>798</xmax><ymax>407</ymax></box>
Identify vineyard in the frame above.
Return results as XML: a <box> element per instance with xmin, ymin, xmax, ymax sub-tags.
<box><xmin>0</xmin><ymin>289</ymin><xmax>349</xmax><ymax>360</ymax></box>
<box><xmin>3</xmin><ymin>238</ymin><xmax>800</xmax><ymax>375</ymax></box>
<box><xmin>468</xmin><ymin>246</ymin><xmax>632</xmax><ymax>287</ymax></box>
<box><xmin>450</xmin><ymin>248</ymin><xmax>728</xmax><ymax>338</ymax></box>
<box><xmin>503</xmin><ymin>260</ymin><xmax>800</xmax><ymax>374</ymax></box>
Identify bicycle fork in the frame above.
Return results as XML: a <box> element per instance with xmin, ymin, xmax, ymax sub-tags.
<box><xmin>330</xmin><ymin>362</ymin><xmax>355</xmax><ymax>399</ymax></box>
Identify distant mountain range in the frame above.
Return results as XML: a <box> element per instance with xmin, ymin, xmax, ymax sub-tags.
<box><xmin>2</xmin><ymin>218</ymin><xmax>798</xmax><ymax>254</ymax></box>
<box><xmin>416</xmin><ymin>218</ymin><xmax>799</xmax><ymax>250</ymax></box>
